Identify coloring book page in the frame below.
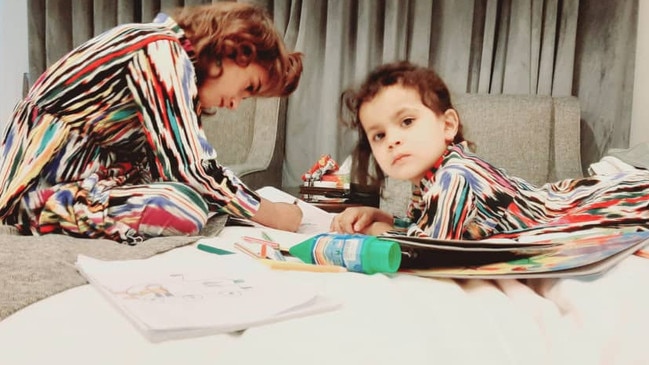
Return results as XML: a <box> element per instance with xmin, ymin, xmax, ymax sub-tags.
<box><xmin>76</xmin><ymin>253</ymin><xmax>338</xmax><ymax>342</ymax></box>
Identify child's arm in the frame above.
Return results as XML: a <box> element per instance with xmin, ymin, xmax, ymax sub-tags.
<box><xmin>253</xmin><ymin>197</ymin><xmax>303</xmax><ymax>232</ymax></box>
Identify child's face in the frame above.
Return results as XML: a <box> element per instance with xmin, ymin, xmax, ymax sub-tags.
<box><xmin>358</xmin><ymin>85</ymin><xmax>459</xmax><ymax>184</ymax></box>
<box><xmin>198</xmin><ymin>58</ymin><xmax>268</xmax><ymax>112</ymax></box>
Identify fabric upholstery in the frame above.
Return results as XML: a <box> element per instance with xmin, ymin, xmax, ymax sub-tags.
<box><xmin>201</xmin><ymin>97</ymin><xmax>286</xmax><ymax>190</ymax></box>
<box><xmin>379</xmin><ymin>93</ymin><xmax>583</xmax><ymax>216</ymax></box>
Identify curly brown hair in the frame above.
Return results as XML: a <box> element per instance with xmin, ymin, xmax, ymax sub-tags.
<box><xmin>340</xmin><ymin>61</ymin><xmax>471</xmax><ymax>191</ymax></box>
<box><xmin>171</xmin><ymin>2</ymin><xmax>303</xmax><ymax>97</ymax></box>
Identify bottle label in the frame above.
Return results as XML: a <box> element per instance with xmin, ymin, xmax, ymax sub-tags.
<box><xmin>312</xmin><ymin>234</ymin><xmax>364</xmax><ymax>272</ymax></box>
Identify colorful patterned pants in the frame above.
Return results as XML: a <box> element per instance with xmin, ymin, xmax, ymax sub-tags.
<box><xmin>18</xmin><ymin>173</ymin><xmax>209</xmax><ymax>244</ymax></box>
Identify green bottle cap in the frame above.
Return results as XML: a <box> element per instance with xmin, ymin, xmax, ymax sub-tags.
<box><xmin>363</xmin><ymin>238</ymin><xmax>401</xmax><ymax>274</ymax></box>
<box><xmin>289</xmin><ymin>237</ymin><xmax>316</xmax><ymax>264</ymax></box>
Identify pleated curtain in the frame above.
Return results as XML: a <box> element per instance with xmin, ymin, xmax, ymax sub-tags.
<box><xmin>26</xmin><ymin>0</ymin><xmax>638</xmax><ymax>188</ymax></box>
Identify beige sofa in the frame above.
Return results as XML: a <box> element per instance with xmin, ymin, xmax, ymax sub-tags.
<box><xmin>380</xmin><ymin>93</ymin><xmax>584</xmax><ymax>216</ymax></box>
<box><xmin>201</xmin><ymin>97</ymin><xmax>287</xmax><ymax>190</ymax></box>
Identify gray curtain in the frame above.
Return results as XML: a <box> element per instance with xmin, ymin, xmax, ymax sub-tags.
<box><xmin>27</xmin><ymin>0</ymin><xmax>208</xmax><ymax>80</ymax></box>
<box><xmin>27</xmin><ymin>0</ymin><xmax>638</xmax><ymax>188</ymax></box>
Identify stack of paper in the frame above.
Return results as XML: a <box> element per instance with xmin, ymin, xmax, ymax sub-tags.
<box><xmin>76</xmin><ymin>254</ymin><xmax>340</xmax><ymax>342</ymax></box>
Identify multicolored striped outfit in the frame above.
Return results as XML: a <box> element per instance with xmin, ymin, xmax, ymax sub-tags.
<box><xmin>405</xmin><ymin>142</ymin><xmax>649</xmax><ymax>240</ymax></box>
<box><xmin>0</xmin><ymin>14</ymin><xmax>261</xmax><ymax>244</ymax></box>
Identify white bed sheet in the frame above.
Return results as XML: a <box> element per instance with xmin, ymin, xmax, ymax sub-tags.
<box><xmin>1</xmin><ymin>233</ymin><xmax>648</xmax><ymax>364</ymax></box>
<box><xmin>1</xmin><ymin>187</ymin><xmax>648</xmax><ymax>365</ymax></box>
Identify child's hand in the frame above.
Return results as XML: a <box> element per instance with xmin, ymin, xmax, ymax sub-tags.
<box><xmin>330</xmin><ymin>207</ymin><xmax>392</xmax><ymax>234</ymax></box>
<box><xmin>360</xmin><ymin>221</ymin><xmax>394</xmax><ymax>236</ymax></box>
<box><xmin>252</xmin><ymin>198</ymin><xmax>303</xmax><ymax>232</ymax></box>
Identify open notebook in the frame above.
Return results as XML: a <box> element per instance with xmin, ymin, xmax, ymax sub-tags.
<box><xmin>386</xmin><ymin>230</ymin><xmax>649</xmax><ymax>279</ymax></box>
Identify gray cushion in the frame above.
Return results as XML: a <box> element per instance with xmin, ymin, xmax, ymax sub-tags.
<box><xmin>455</xmin><ymin>93</ymin><xmax>553</xmax><ymax>185</ymax></box>
<box><xmin>201</xmin><ymin>97</ymin><xmax>285</xmax><ymax>189</ymax></box>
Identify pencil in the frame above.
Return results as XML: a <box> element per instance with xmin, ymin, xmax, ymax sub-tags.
<box><xmin>197</xmin><ymin>243</ymin><xmax>235</xmax><ymax>255</ymax></box>
<box><xmin>242</xmin><ymin>236</ymin><xmax>280</xmax><ymax>249</ymax></box>
<box><xmin>261</xmin><ymin>231</ymin><xmax>275</xmax><ymax>242</ymax></box>
<box><xmin>260</xmin><ymin>231</ymin><xmax>287</xmax><ymax>261</ymax></box>
<box><xmin>234</xmin><ymin>242</ymin><xmax>262</xmax><ymax>259</ymax></box>
<box><xmin>259</xmin><ymin>259</ymin><xmax>347</xmax><ymax>273</ymax></box>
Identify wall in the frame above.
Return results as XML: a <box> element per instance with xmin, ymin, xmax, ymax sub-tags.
<box><xmin>631</xmin><ymin>0</ymin><xmax>649</xmax><ymax>146</ymax></box>
<box><xmin>0</xmin><ymin>0</ymin><xmax>28</xmax><ymax>134</ymax></box>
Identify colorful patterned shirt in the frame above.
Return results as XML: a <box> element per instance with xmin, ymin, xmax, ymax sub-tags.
<box><xmin>406</xmin><ymin>142</ymin><xmax>649</xmax><ymax>240</ymax></box>
<box><xmin>0</xmin><ymin>14</ymin><xmax>261</xmax><ymax>228</ymax></box>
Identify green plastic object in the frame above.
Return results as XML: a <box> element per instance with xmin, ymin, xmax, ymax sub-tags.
<box><xmin>289</xmin><ymin>233</ymin><xmax>401</xmax><ymax>274</ymax></box>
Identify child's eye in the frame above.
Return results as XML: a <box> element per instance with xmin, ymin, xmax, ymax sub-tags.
<box><xmin>246</xmin><ymin>84</ymin><xmax>254</xmax><ymax>93</ymax></box>
<box><xmin>371</xmin><ymin>132</ymin><xmax>385</xmax><ymax>142</ymax></box>
<box><xmin>401</xmin><ymin>118</ymin><xmax>414</xmax><ymax>127</ymax></box>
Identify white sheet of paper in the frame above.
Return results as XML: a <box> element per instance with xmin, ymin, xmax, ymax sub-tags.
<box><xmin>256</xmin><ymin>186</ymin><xmax>335</xmax><ymax>235</ymax></box>
<box><xmin>76</xmin><ymin>253</ymin><xmax>339</xmax><ymax>342</ymax></box>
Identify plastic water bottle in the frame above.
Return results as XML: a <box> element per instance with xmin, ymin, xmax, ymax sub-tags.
<box><xmin>289</xmin><ymin>233</ymin><xmax>401</xmax><ymax>274</ymax></box>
